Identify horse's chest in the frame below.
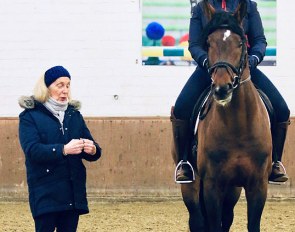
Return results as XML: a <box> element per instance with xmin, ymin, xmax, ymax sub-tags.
<box><xmin>203</xmin><ymin>148</ymin><xmax>231</xmax><ymax>165</ymax></box>
<box><xmin>199</xmin><ymin>146</ymin><xmax>267</xmax><ymax>180</ymax></box>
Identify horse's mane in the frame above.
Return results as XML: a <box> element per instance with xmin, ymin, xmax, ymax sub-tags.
<box><xmin>200</xmin><ymin>11</ymin><xmax>246</xmax><ymax>50</ymax></box>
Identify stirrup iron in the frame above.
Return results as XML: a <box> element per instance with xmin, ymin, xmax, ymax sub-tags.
<box><xmin>174</xmin><ymin>160</ymin><xmax>196</xmax><ymax>184</ymax></box>
<box><xmin>275</xmin><ymin>161</ymin><xmax>287</xmax><ymax>174</ymax></box>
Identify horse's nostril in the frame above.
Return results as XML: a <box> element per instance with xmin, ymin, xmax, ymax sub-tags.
<box><xmin>214</xmin><ymin>85</ymin><xmax>231</xmax><ymax>99</ymax></box>
<box><xmin>228</xmin><ymin>83</ymin><xmax>233</xmax><ymax>90</ymax></box>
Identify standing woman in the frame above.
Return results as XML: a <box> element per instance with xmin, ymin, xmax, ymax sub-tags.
<box><xmin>18</xmin><ymin>66</ymin><xmax>102</xmax><ymax>232</ymax></box>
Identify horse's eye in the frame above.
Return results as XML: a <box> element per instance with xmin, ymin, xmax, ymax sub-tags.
<box><xmin>239</xmin><ymin>42</ymin><xmax>243</xmax><ymax>47</ymax></box>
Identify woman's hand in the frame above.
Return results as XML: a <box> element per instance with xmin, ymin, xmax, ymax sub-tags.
<box><xmin>63</xmin><ymin>139</ymin><xmax>84</xmax><ymax>155</ymax></box>
<box><xmin>80</xmin><ymin>138</ymin><xmax>97</xmax><ymax>155</ymax></box>
<box><xmin>64</xmin><ymin>139</ymin><xmax>97</xmax><ymax>156</ymax></box>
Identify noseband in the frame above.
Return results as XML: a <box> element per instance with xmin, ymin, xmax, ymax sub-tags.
<box><xmin>207</xmin><ymin>27</ymin><xmax>248</xmax><ymax>89</ymax></box>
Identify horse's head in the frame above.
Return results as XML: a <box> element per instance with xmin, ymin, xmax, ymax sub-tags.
<box><xmin>202</xmin><ymin>0</ymin><xmax>249</xmax><ymax>106</ymax></box>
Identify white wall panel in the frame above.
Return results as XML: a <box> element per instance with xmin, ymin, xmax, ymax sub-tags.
<box><xmin>0</xmin><ymin>0</ymin><xmax>294</xmax><ymax>117</ymax></box>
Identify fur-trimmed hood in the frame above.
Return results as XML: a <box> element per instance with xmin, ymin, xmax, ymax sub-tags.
<box><xmin>18</xmin><ymin>96</ymin><xmax>81</xmax><ymax>110</ymax></box>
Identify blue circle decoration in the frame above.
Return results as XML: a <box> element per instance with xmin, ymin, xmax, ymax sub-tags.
<box><xmin>145</xmin><ymin>22</ymin><xmax>165</xmax><ymax>40</ymax></box>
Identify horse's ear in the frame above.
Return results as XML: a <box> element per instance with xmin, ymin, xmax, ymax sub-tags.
<box><xmin>234</xmin><ymin>0</ymin><xmax>247</xmax><ymax>24</ymax></box>
<box><xmin>204</xmin><ymin>0</ymin><xmax>215</xmax><ymax>21</ymax></box>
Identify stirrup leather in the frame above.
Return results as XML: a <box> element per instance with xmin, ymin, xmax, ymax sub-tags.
<box><xmin>174</xmin><ymin>160</ymin><xmax>196</xmax><ymax>184</ymax></box>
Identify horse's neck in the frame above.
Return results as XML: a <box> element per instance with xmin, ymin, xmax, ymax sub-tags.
<box><xmin>234</xmin><ymin>80</ymin><xmax>260</xmax><ymax>110</ymax></box>
<box><xmin>215</xmin><ymin>80</ymin><xmax>264</xmax><ymax>130</ymax></box>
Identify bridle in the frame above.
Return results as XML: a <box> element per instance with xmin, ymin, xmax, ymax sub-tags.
<box><xmin>207</xmin><ymin>26</ymin><xmax>250</xmax><ymax>89</ymax></box>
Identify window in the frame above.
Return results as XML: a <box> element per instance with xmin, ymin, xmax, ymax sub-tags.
<box><xmin>142</xmin><ymin>0</ymin><xmax>276</xmax><ymax>66</ymax></box>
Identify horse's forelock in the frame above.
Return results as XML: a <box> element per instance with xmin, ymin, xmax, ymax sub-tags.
<box><xmin>200</xmin><ymin>11</ymin><xmax>246</xmax><ymax>50</ymax></box>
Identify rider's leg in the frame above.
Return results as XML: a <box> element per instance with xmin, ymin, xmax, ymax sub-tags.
<box><xmin>269</xmin><ymin>120</ymin><xmax>290</xmax><ymax>182</ymax></box>
<box><xmin>171</xmin><ymin>109</ymin><xmax>193</xmax><ymax>182</ymax></box>
<box><xmin>172</xmin><ymin>67</ymin><xmax>211</xmax><ymax>183</ymax></box>
<box><xmin>251</xmin><ymin>68</ymin><xmax>290</xmax><ymax>182</ymax></box>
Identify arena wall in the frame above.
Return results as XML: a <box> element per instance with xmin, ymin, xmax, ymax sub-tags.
<box><xmin>0</xmin><ymin>117</ymin><xmax>294</xmax><ymax>199</ymax></box>
<box><xmin>0</xmin><ymin>1</ymin><xmax>295</xmax><ymax>200</ymax></box>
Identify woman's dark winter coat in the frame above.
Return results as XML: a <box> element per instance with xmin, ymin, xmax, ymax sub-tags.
<box><xmin>18</xmin><ymin>96</ymin><xmax>101</xmax><ymax>218</ymax></box>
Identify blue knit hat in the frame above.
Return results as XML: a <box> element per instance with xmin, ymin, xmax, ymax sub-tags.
<box><xmin>44</xmin><ymin>66</ymin><xmax>71</xmax><ymax>87</ymax></box>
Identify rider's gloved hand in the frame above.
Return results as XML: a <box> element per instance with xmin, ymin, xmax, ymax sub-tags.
<box><xmin>248</xmin><ymin>55</ymin><xmax>259</xmax><ymax>71</ymax></box>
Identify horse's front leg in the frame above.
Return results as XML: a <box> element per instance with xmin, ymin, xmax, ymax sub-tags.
<box><xmin>245</xmin><ymin>180</ymin><xmax>268</xmax><ymax>232</ymax></box>
<box><xmin>202</xmin><ymin>179</ymin><xmax>226</xmax><ymax>232</ymax></box>
<box><xmin>181</xmin><ymin>178</ymin><xmax>206</xmax><ymax>232</ymax></box>
<box><xmin>221</xmin><ymin>186</ymin><xmax>242</xmax><ymax>232</ymax></box>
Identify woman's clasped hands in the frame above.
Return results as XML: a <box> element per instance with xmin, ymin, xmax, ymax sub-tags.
<box><xmin>64</xmin><ymin>138</ymin><xmax>96</xmax><ymax>156</ymax></box>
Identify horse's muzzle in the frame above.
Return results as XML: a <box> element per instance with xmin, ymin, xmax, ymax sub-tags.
<box><xmin>212</xmin><ymin>83</ymin><xmax>233</xmax><ymax>106</ymax></box>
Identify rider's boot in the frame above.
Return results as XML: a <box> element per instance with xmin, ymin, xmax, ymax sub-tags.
<box><xmin>269</xmin><ymin>120</ymin><xmax>290</xmax><ymax>183</ymax></box>
<box><xmin>171</xmin><ymin>107</ymin><xmax>195</xmax><ymax>183</ymax></box>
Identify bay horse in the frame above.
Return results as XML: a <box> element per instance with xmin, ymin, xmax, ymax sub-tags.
<box><xmin>180</xmin><ymin>1</ymin><xmax>272</xmax><ymax>232</ymax></box>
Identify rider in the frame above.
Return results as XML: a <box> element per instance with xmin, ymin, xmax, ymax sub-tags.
<box><xmin>172</xmin><ymin>0</ymin><xmax>290</xmax><ymax>183</ymax></box>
